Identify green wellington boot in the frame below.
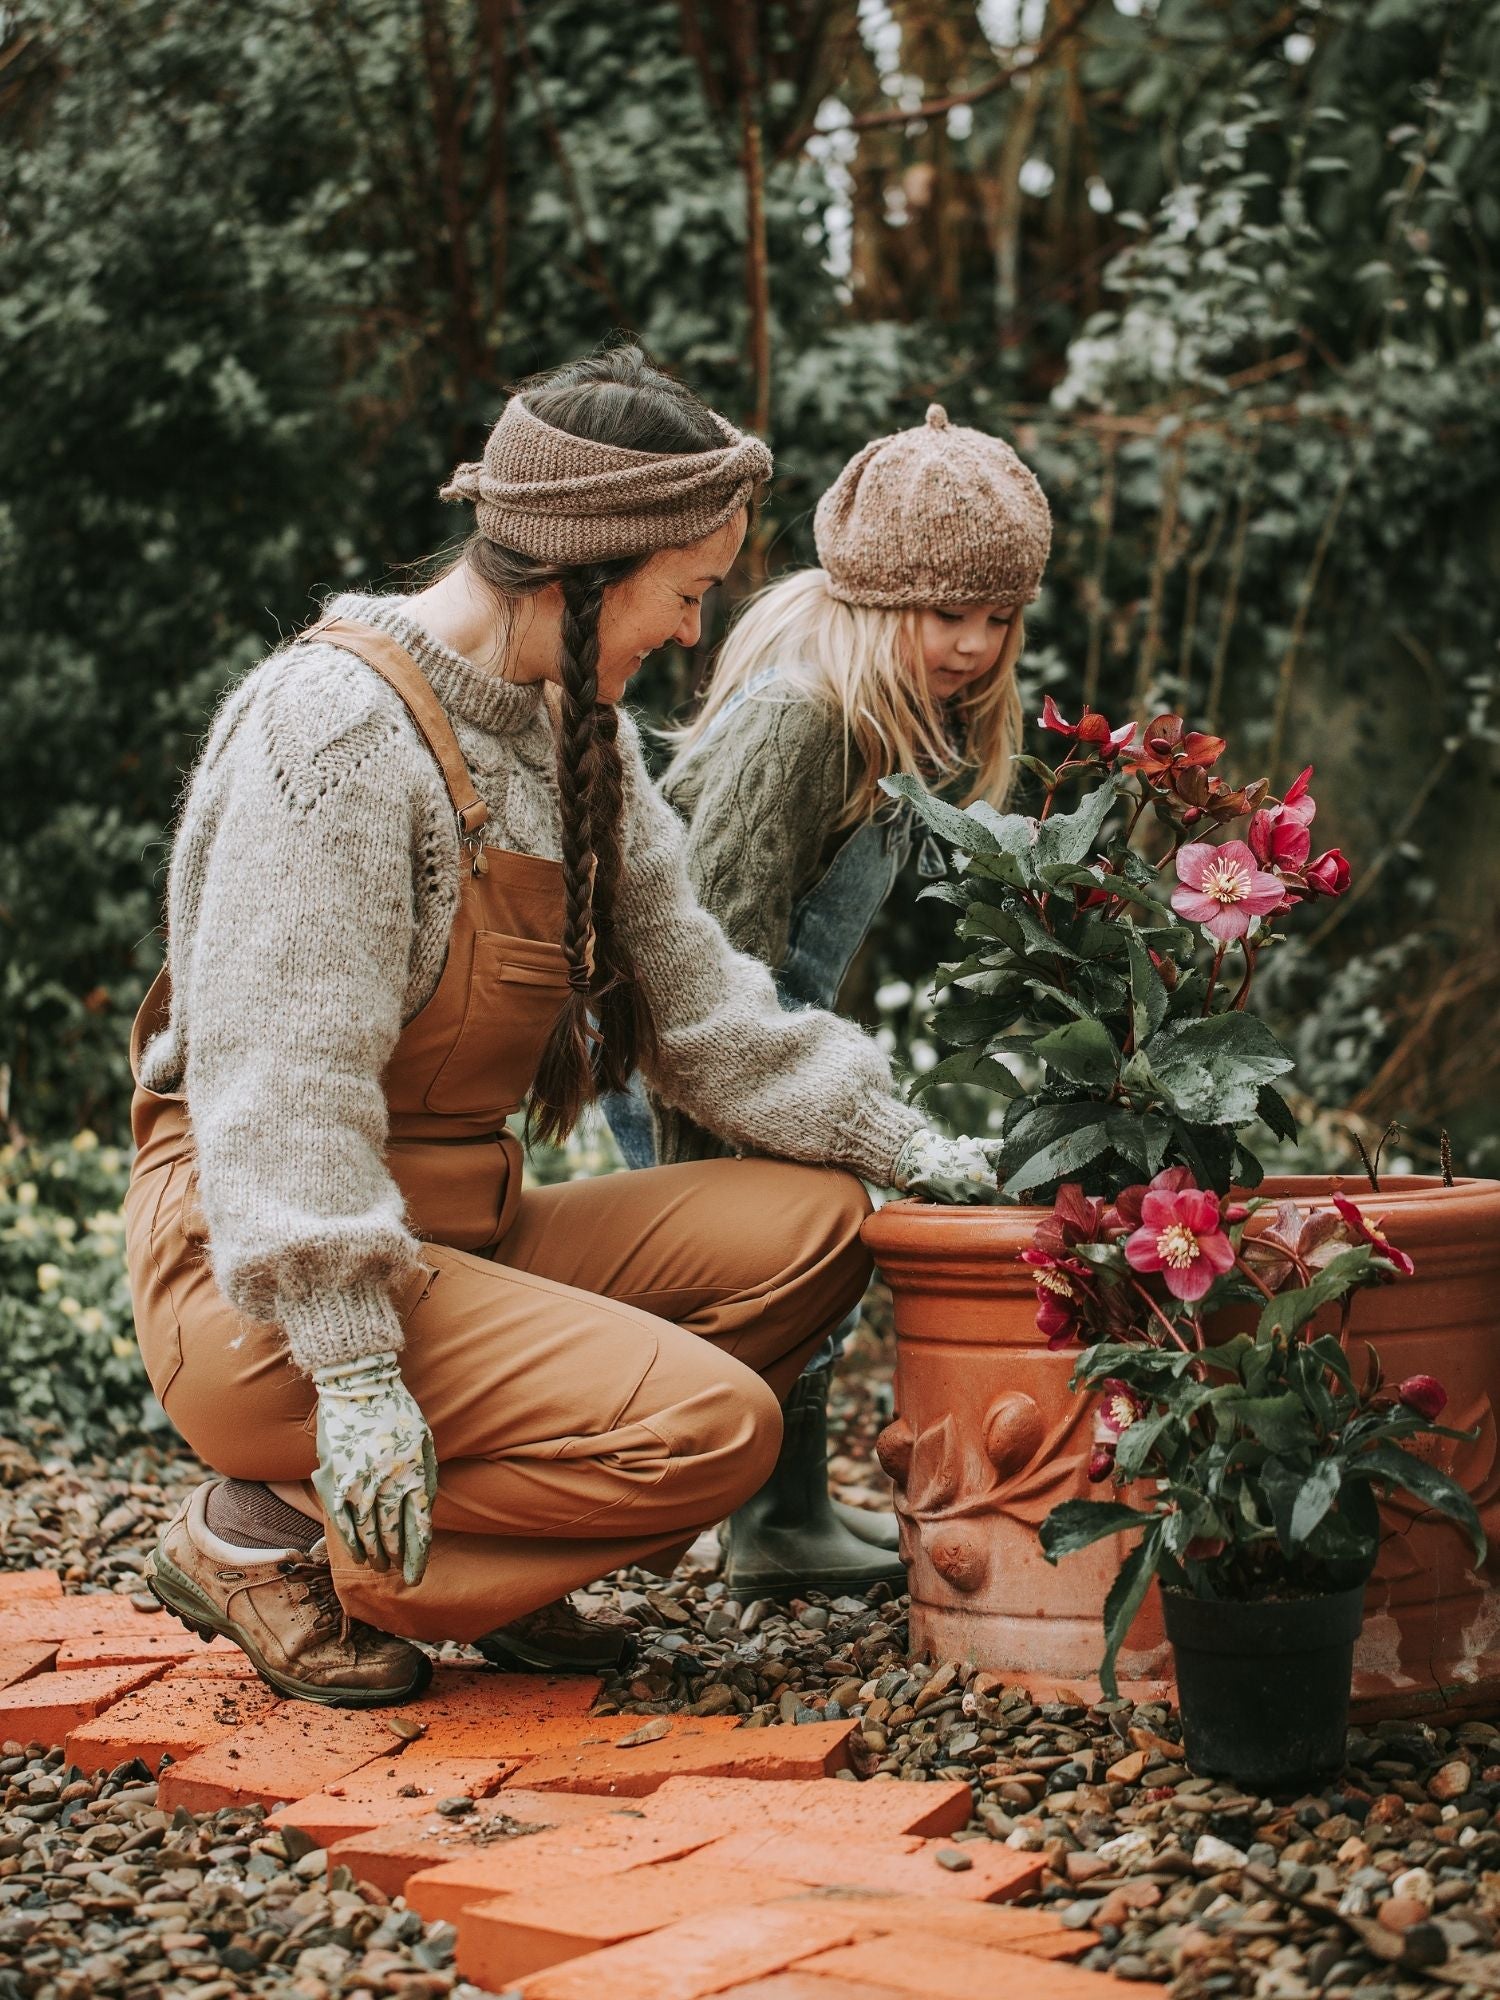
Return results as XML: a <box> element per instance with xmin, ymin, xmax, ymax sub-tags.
<box><xmin>721</xmin><ymin>1362</ymin><xmax>907</xmax><ymax>1598</ymax></box>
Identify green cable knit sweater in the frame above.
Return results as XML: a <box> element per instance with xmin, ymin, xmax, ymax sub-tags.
<box><xmin>652</xmin><ymin>687</ymin><xmax>866</xmax><ymax>1166</ymax></box>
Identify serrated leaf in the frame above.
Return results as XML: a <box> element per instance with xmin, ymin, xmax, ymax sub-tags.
<box><xmin>881</xmin><ymin>774</ymin><xmax>1000</xmax><ymax>856</ymax></box>
<box><xmin>1255</xmin><ymin>1246</ymin><xmax>1377</xmax><ymax>1341</ymax></box>
<box><xmin>1039</xmin><ymin>1498</ymin><xmax>1151</xmax><ymax>1561</ymax></box>
<box><xmin>1004</xmin><ymin>1119</ymin><xmax>1115</xmax><ymax>1198</ymax></box>
<box><xmin>1256</xmin><ymin>1084</ymin><xmax>1299</xmax><ymax>1143</ymax></box>
<box><xmin>909</xmin><ymin>1049</ymin><xmax>1022</xmax><ymax>1101</ymax></box>
<box><xmin>1351</xmin><ymin>1443</ymin><xmax>1488</xmax><ymax>1565</ymax></box>
<box><xmin>1126</xmin><ymin>930</ymin><xmax>1169</xmax><ymax>1046</ymax></box>
<box><xmin>1034</xmin><ymin>1017</ymin><xmax>1119</xmax><ymax>1087</ymax></box>
<box><xmin>1035</xmin><ymin>778</ymin><xmax>1119</xmax><ymax>868</ymax></box>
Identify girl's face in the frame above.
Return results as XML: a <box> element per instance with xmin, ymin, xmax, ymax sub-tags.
<box><xmin>593</xmin><ymin>510</ymin><xmax>749</xmax><ymax>703</ymax></box>
<box><xmin>916</xmin><ymin>604</ymin><xmax>1014</xmax><ymax>704</ymax></box>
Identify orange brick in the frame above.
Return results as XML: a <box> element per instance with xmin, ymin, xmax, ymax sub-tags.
<box><xmin>268</xmin><ymin>1757</ymin><xmax>520</xmax><ymax>1845</ymax></box>
<box><xmin>390</xmin><ymin>1665</ymin><xmax>604</xmax><ymax>1761</ymax></box>
<box><xmin>56</xmin><ymin>1628</ymin><xmax>243</xmax><ymax>1671</ymax></box>
<box><xmin>327</xmin><ymin>1790</ymin><xmax>623</xmax><ymax>1897</ymax></box>
<box><xmin>513</xmin><ymin>1720</ymin><xmax>853</xmax><ymax>1797</ymax></box>
<box><xmin>454</xmin><ymin>1859</ymin><xmax>802</xmax><ymax>1988</ymax></box>
<box><xmin>0</xmin><ymin>1571</ymin><xmax>63</xmax><ymax>1606</ymax></box>
<box><xmin>0</xmin><ymin>1642</ymin><xmax>58</xmax><ymax>1691</ymax></box>
<box><xmin>802</xmin><ymin>1937</ymin><xmax>1169</xmax><ymax>1998</ymax></box>
<box><xmin>0</xmin><ymin>1664</ymin><xmax>167</xmax><ymax>1747</ymax></box>
<box><xmin>762</xmin><ymin>1888</ymin><xmax>1090</xmax><ymax>1960</ymax></box>
<box><xmin>0</xmin><ymin>1597</ymin><xmax>164</xmax><ymax>1645</ymax></box>
<box><xmin>167</xmin><ymin>1653</ymin><xmax>260</xmax><ymax>1681</ymax></box>
<box><xmin>515</xmin><ymin>1903</ymin><xmax>883</xmax><ymax>2000</ymax></box>
<box><xmin>157</xmin><ymin>1705</ymin><xmax>409</xmax><ymax>1812</ymax></box>
<box><xmin>716</xmin><ymin>1982</ymin><xmax>903</xmax><ymax>2000</ymax></box>
<box><xmin>399</xmin><ymin>1809</ymin><xmax>721</xmax><ymax>1923</ymax></box>
<box><xmin>65</xmin><ymin>1673</ymin><xmax>279</xmax><ymax>1775</ymax></box>
<box><xmin>636</xmin><ymin>1776</ymin><xmax>974</xmax><ymax>1841</ymax></box>
<box><xmin>699</xmin><ymin>1829</ymin><xmax>1044</xmax><ymax>1904</ymax></box>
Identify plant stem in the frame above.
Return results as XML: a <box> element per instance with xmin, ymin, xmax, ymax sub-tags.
<box><xmin>1233</xmin><ymin>1255</ymin><xmax>1280</xmax><ymax>1306</ymax></box>
<box><xmin>1230</xmin><ymin>939</ymin><xmax>1258</xmax><ymax>1011</ymax></box>
<box><xmin>1201</xmin><ymin>942</ymin><xmax>1228</xmax><ymax>1015</ymax></box>
<box><xmin>1129</xmin><ymin>1277</ymin><xmax>1194</xmax><ymax>1352</ymax></box>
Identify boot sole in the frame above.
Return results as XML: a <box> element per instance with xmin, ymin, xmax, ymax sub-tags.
<box><xmin>145</xmin><ymin>1552</ymin><xmax>432</xmax><ymax>1709</ymax></box>
<box><xmin>476</xmin><ymin>1628</ymin><xmax>635</xmax><ymax>1676</ymax></box>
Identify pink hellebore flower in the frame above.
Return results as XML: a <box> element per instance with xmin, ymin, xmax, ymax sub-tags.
<box><xmin>1398</xmin><ymin>1374</ymin><xmax>1448</xmax><ymax>1422</ymax></box>
<box><xmin>1094</xmin><ymin>1378</ymin><xmax>1149</xmax><ymax>1441</ymax></box>
<box><xmin>1330</xmin><ymin>1192</ymin><xmax>1416</xmax><ymax>1278</ymax></box>
<box><xmin>1248</xmin><ymin>805</ymin><xmax>1312</xmax><ymax>871</ymax></box>
<box><xmin>1172</xmin><ymin>839</ymin><xmax>1285</xmax><ymax>943</ymax></box>
<box><xmin>1039</xmin><ymin>695</ymin><xmax>1138</xmax><ymax>758</ymax></box>
<box><xmin>1029</xmin><ymin>1260</ymin><xmax>1085</xmax><ymax>1350</ymax></box>
<box><xmin>1305</xmin><ymin>849</ymin><xmax>1351</xmax><ymax>898</ymax></box>
<box><xmin>1125</xmin><ymin>1186</ymin><xmax>1235</xmax><ymax>1302</ymax></box>
<box><xmin>1281</xmin><ymin>766</ymin><xmax>1318</xmax><ymax>829</ymax></box>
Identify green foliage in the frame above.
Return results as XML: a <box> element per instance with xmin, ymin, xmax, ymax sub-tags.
<box><xmin>1037</xmin><ymin>1191</ymin><xmax>1484</xmax><ymax>1698</ymax></box>
<box><xmin>0</xmin><ymin>1133</ymin><xmax>156</xmax><ymax>1448</ymax></box>
<box><xmin>891</xmin><ymin>719</ymin><xmax>1312</xmax><ymax>1203</ymax></box>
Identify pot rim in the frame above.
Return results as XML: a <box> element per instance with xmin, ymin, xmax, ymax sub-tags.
<box><xmin>871</xmin><ymin>1172</ymin><xmax>1500</xmax><ymax>1225</ymax></box>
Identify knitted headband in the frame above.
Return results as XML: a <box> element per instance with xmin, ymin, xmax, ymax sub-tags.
<box><xmin>441</xmin><ymin>395</ymin><xmax>773</xmax><ymax>565</ymax></box>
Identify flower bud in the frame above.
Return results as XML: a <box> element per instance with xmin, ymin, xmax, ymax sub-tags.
<box><xmin>1086</xmin><ymin>1443</ymin><xmax>1115</xmax><ymax>1483</ymax></box>
<box><xmin>1305</xmin><ymin>848</ymin><xmax>1351</xmax><ymax>897</ymax></box>
<box><xmin>1398</xmin><ymin>1374</ymin><xmax>1447</xmax><ymax>1421</ymax></box>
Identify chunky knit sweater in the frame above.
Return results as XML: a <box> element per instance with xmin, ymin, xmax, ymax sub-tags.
<box><xmin>140</xmin><ymin>593</ymin><xmax>922</xmax><ymax>1375</ymax></box>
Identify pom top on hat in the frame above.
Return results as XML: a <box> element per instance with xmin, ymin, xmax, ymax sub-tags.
<box><xmin>813</xmin><ymin>404</ymin><xmax>1052</xmax><ymax>612</ymax></box>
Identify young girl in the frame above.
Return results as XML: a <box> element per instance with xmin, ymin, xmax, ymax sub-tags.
<box><xmin>126</xmin><ymin>347</ymin><xmax>997</xmax><ymax>1700</ymax></box>
<box><xmin>606</xmin><ymin>404</ymin><xmax>1052</xmax><ymax>1598</ymax></box>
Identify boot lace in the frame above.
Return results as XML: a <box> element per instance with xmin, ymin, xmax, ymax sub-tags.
<box><xmin>279</xmin><ymin>1554</ymin><xmax>352</xmax><ymax>1645</ymax></box>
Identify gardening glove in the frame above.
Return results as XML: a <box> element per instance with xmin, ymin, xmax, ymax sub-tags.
<box><xmin>310</xmin><ymin>1351</ymin><xmax>438</xmax><ymax>1586</ymax></box>
<box><xmin>893</xmin><ymin>1127</ymin><xmax>1004</xmax><ymax>1206</ymax></box>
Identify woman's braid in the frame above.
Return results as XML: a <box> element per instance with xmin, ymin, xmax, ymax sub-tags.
<box><xmin>527</xmin><ymin>563</ymin><xmax>653</xmax><ymax>1144</ymax></box>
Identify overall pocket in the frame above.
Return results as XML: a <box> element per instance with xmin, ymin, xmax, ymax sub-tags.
<box><xmin>424</xmin><ymin>931</ymin><xmax>570</xmax><ymax>1118</ymax></box>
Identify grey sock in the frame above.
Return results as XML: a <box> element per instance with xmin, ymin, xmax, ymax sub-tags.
<box><xmin>204</xmin><ymin>1479</ymin><xmax>321</xmax><ymax>1552</ymax></box>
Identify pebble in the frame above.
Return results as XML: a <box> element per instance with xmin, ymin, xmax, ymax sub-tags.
<box><xmin>14</xmin><ymin>1341</ymin><xmax>1500</xmax><ymax>1998</ymax></box>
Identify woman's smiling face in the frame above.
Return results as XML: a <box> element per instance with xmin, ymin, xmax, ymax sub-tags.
<box><xmin>593</xmin><ymin>510</ymin><xmax>749</xmax><ymax>703</ymax></box>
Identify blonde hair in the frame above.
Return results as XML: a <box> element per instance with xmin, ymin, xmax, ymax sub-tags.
<box><xmin>664</xmin><ymin>568</ymin><xmax>1024</xmax><ymax>827</ymax></box>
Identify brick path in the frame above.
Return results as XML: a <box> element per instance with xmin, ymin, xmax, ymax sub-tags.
<box><xmin>0</xmin><ymin>1570</ymin><xmax>1165</xmax><ymax>1998</ymax></box>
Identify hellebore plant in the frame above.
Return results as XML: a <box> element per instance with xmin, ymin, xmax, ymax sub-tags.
<box><xmin>1034</xmin><ymin>1174</ymin><xmax>1487</xmax><ymax>1695</ymax></box>
<box><xmin>885</xmin><ymin>704</ymin><xmax>1351</xmax><ymax>1203</ymax></box>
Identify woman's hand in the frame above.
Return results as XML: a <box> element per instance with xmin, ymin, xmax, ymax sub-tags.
<box><xmin>893</xmin><ymin>1127</ymin><xmax>1004</xmax><ymax>1206</ymax></box>
<box><xmin>311</xmin><ymin>1352</ymin><xmax>438</xmax><ymax>1586</ymax></box>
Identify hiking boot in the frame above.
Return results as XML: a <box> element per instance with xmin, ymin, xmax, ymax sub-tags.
<box><xmin>721</xmin><ymin>1361</ymin><xmax>908</xmax><ymax>1598</ymax></box>
<box><xmin>145</xmin><ymin>1481</ymin><xmax>431</xmax><ymax>1707</ymax></box>
<box><xmin>477</xmin><ymin>1596</ymin><xmax>638</xmax><ymax>1674</ymax></box>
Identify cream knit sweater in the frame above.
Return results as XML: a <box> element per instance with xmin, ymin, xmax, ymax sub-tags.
<box><xmin>140</xmin><ymin>593</ymin><xmax>921</xmax><ymax>1375</ymax></box>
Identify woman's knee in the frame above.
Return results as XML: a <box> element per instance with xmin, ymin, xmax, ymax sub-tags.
<box><xmin>664</xmin><ymin>1362</ymin><xmax>783</xmax><ymax>1512</ymax></box>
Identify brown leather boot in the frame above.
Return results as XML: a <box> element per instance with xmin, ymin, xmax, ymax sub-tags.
<box><xmin>145</xmin><ymin>1482</ymin><xmax>431</xmax><ymax>1707</ymax></box>
<box><xmin>477</xmin><ymin>1596</ymin><xmax>638</xmax><ymax>1674</ymax></box>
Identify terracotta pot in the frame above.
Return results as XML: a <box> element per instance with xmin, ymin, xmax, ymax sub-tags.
<box><xmin>863</xmin><ymin>1175</ymin><xmax>1500</xmax><ymax>1717</ymax></box>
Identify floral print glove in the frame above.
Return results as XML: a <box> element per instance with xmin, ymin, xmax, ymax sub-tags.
<box><xmin>893</xmin><ymin>1127</ymin><xmax>1004</xmax><ymax>1206</ymax></box>
<box><xmin>311</xmin><ymin>1351</ymin><xmax>439</xmax><ymax>1586</ymax></box>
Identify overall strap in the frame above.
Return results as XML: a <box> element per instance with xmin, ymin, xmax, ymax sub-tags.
<box><xmin>295</xmin><ymin>615</ymin><xmax>490</xmax><ymax>863</ymax></box>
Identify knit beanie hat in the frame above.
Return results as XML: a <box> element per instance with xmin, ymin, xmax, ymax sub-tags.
<box><xmin>814</xmin><ymin>404</ymin><xmax>1051</xmax><ymax>611</ymax></box>
<box><xmin>441</xmin><ymin>395</ymin><xmax>772</xmax><ymax>566</ymax></box>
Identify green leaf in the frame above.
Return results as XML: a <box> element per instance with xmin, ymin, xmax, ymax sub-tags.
<box><xmin>1228</xmin><ymin>1392</ymin><xmax>1318</xmax><ymax>1453</ymax></box>
<box><xmin>1034</xmin><ymin>1017</ymin><xmax>1120</xmax><ymax>1088</ymax></box>
<box><xmin>1039</xmin><ymin>1498</ymin><xmax>1152</xmax><ymax>1562</ymax></box>
<box><xmin>1126</xmin><ymin>931</ymin><xmax>1169</xmax><ymax>1047</ymax></box>
<box><xmin>909</xmin><ymin>1049</ymin><xmax>1022</xmax><ymax>1102</ymax></box>
<box><xmin>1256</xmin><ymin>1084</ymin><xmax>1299</xmax><ymax>1143</ymax></box>
<box><xmin>1114</xmin><ymin>1408</ymin><xmax>1176</xmax><ymax>1480</ymax></box>
<box><xmin>967</xmin><ymin>800</ymin><xmax>1045</xmax><ymax>859</ymax></box>
<box><xmin>1255</xmin><ymin>1246</ymin><xmax>1377</xmax><ymax>1341</ymax></box>
<box><xmin>880</xmin><ymin>774</ymin><xmax>1002</xmax><ymax>856</ymax></box>
<box><xmin>1141</xmin><ymin>1012</ymin><xmax>1295</xmax><ymax>1125</ymax></box>
<box><xmin>1100</xmin><ymin>1521</ymin><xmax>1165</xmax><ymax>1700</ymax></box>
<box><xmin>1035</xmin><ymin>778</ymin><xmax>1119</xmax><ymax>869</ymax></box>
<box><xmin>1003</xmin><ymin>1117</ymin><xmax>1116</xmax><ymax>1199</ymax></box>
<box><xmin>1351</xmin><ymin>1443</ymin><xmax>1488</xmax><ymax>1566</ymax></box>
<box><xmin>1291</xmin><ymin>1458</ymin><xmax>1344</xmax><ymax>1543</ymax></box>
<box><xmin>930</xmin><ymin>993</ymin><xmax>1024</xmax><ymax>1047</ymax></box>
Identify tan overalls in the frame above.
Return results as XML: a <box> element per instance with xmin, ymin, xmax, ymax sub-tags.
<box><xmin>124</xmin><ymin>620</ymin><xmax>872</xmax><ymax>1641</ymax></box>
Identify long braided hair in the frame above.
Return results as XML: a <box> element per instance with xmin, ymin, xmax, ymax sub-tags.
<box><xmin>464</xmin><ymin>346</ymin><xmax>724</xmax><ymax>1145</ymax></box>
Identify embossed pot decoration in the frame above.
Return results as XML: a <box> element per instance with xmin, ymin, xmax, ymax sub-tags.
<box><xmin>864</xmin><ymin>1173</ymin><xmax>1500</xmax><ymax>1715</ymax></box>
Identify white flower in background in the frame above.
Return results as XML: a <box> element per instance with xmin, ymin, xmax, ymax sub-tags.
<box><xmin>71</xmin><ymin>1129</ymin><xmax>99</xmax><ymax>1153</ymax></box>
<box><xmin>57</xmin><ymin>1295</ymin><xmax>81</xmax><ymax>1318</ymax></box>
<box><xmin>35</xmin><ymin>1262</ymin><xmax>62</xmax><ymax>1292</ymax></box>
<box><xmin>77</xmin><ymin>1307</ymin><xmax>105</xmax><ymax>1336</ymax></box>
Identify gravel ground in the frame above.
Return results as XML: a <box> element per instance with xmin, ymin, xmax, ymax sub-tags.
<box><xmin>6</xmin><ymin>1310</ymin><xmax>1500</xmax><ymax>1998</ymax></box>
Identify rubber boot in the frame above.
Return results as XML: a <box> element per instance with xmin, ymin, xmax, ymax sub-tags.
<box><xmin>721</xmin><ymin>1362</ymin><xmax>907</xmax><ymax>1598</ymax></box>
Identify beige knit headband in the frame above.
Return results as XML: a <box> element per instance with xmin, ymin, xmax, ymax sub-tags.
<box><xmin>441</xmin><ymin>395</ymin><xmax>772</xmax><ymax>565</ymax></box>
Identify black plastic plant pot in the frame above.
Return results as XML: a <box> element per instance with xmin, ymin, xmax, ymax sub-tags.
<box><xmin>1163</xmin><ymin>1581</ymin><xmax>1366</xmax><ymax>1792</ymax></box>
